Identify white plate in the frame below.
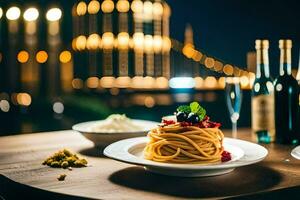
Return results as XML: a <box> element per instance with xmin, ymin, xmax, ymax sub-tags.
<box><xmin>291</xmin><ymin>146</ymin><xmax>300</xmax><ymax>160</ymax></box>
<box><xmin>104</xmin><ymin>137</ymin><xmax>268</xmax><ymax>177</ymax></box>
<box><xmin>72</xmin><ymin>120</ymin><xmax>158</xmax><ymax>147</ymax></box>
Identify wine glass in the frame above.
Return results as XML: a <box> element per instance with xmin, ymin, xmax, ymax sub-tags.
<box><xmin>225</xmin><ymin>77</ymin><xmax>243</xmax><ymax>138</ymax></box>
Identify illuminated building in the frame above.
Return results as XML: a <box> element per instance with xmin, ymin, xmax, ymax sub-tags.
<box><xmin>0</xmin><ymin>0</ymin><xmax>252</xmax><ymax>104</ymax></box>
<box><xmin>72</xmin><ymin>0</ymin><xmax>171</xmax><ymax>81</ymax></box>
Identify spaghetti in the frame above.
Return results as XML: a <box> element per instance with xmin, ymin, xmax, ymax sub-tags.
<box><xmin>144</xmin><ymin>123</ymin><xmax>225</xmax><ymax>164</ymax></box>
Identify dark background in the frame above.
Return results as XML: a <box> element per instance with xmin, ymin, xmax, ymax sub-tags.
<box><xmin>0</xmin><ymin>0</ymin><xmax>299</xmax><ymax>136</ymax></box>
<box><xmin>169</xmin><ymin>0</ymin><xmax>300</xmax><ymax>72</ymax></box>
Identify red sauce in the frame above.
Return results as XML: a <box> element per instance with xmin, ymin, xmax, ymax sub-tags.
<box><xmin>221</xmin><ymin>151</ymin><xmax>232</xmax><ymax>162</ymax></box>
<box><xmin>195</xmin><ymin>116</ymin><xmax>221</xmax><ymax>128</ymax></box>
<box><xmin>162</xmin><ymin>116</ymin><xmax>221</xmax><ymax>128</ymax></box>
<box><xmin>162</xmin><ymin>119</ymin><xmax>176</xmax><ymax>125</ymax></box>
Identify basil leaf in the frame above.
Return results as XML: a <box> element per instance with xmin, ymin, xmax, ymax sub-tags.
<box><xmin>177</xmin><ymin>105</ymin><xmax>191</xmax><ymax>113</ymax></box>
<box><xmin>190</xmin><ymin>102</ymin><xmax>200</xmax><ymax>113</ymax></box>
<box><xmin>197</xmin><ymin>106</ymin><xmax>206</xmax><ymax>121</ymax></box>
<box><xmin>190</xmin><ymin>102</ymin><xmax>206</xmax><ymax>120</ymax></box>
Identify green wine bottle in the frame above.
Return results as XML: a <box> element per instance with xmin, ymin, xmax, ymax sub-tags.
<box><xmin>251</xmin><ymin>40</ymin><xmax>275</xmax><ymax>143</ymax></box>
<box><xmin>274</xmin><ymin>40</ymin><xmax>299</xmax><ymax>144</ymax></box>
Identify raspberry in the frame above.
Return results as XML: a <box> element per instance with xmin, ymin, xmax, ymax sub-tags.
<box><xmin>221</xmin><ymin>151</ymin><xmax>232</xmax><ymax>162</ymax></box>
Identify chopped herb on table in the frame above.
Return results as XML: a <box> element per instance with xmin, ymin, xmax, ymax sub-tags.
<box><xmin>42</xmin><ymin>149</ymin><xmax>88</xmax><ymax>168</ymax></box>
<box><xmin>57</xmin><ymin>174</ymin><xmax>67</xmax><ymax>181</ymax></box>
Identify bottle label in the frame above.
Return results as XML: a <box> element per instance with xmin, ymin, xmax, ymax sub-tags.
<box><xmin>252</xmin><ymin>95</ymin><xmax>275</xmax><ymax>131</ymax></box>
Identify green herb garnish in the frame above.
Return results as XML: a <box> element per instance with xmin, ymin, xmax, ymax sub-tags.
<box><xmin>176</xmin><ymin>102</ymin><xmax>206</xmax><ymax>121</ymax></box>
<box><xmin>177</xmin><ymin>105</ymin><xmax>191</xmax><ymax>113</ymax></box>
<box><xmin>190</xmin><ymin>102</ymin><xmax>206</xmax><ymax>121</ymax></box>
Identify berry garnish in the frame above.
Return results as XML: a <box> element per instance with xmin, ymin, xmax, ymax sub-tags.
<box><xmin>186</xmin><ymin>113</ymin><xmax>199</xmax><ymax>124</ymax></box>
<box><xmin>176</xmin><ymin>111</ymin><xmax>188</xmax><ymax>122</ymax></box>
<box><xmin>221</xmin><ymin>151</ymin><xmax>231</xmax><ymax>162</ymax></box>
<box><xmin>175</xmin><ymin>102</ymin><xmax>221</xmax><ymax>128</ymax></box>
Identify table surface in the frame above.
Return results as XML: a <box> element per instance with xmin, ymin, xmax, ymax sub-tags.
<box><xmin>0</xmin><ymin>129</ymin><xmax>300</xmax><ymax>199</ymax></box>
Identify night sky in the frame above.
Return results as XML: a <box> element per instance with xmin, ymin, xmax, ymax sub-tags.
<box><xmin>167</xmin><ymin>0</ymin><xmax>300</xmax><ymax>76</ymax></box>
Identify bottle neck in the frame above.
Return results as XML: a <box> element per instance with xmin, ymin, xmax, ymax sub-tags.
<box><xmin>280</xmin><ymin>48</ymin><xmax>292</xmax><ymax>76</ymax></box>
<box><xmin>256</xmin><ymin>48</ymin><xmax>270</xmax><ymax>78</ymax></box>
<box><xmin>297</xmin><ymin>54</ymin><xmax>300</xmax><ymax>82</ymax></box>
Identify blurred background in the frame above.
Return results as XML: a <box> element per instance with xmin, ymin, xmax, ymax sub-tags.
<box><xmin>0</xmin><ymin>0</ymin><xmax>299</xmax><ymax>136</ymax></box>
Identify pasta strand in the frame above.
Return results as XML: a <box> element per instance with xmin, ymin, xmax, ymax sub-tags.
<box><xmin>144</xmin><ymin>123</ymin><xmax>224</xmax><ymax>164</ymax></box>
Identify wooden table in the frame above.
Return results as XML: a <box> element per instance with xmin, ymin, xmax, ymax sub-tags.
<box><xmin>1</xmin><ymin>129</ymin><xmax>300</xmax><ymax>200</ymax></box>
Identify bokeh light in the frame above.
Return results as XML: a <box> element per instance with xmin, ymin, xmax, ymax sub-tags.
<box><xmin>117</xmin><ymin>0</ymin><xmax>130</xmax><ymax>12</ymax></box>
<box><xmin>131</xmin><ymin>0</ymin><xmax>143</xmax><ymax>13</ymax></box>
<box><xmin>100</xmin><ymin>76</ymin><xmax>115</xmax><ymax>88</ymax></box>
<box><xmin>115</xmin><ymin>76</ymin><xmax>131</xmax><ymax>88</ymax></box>
<box><xmin>17</xmin><ymin>51</ymin><xmax>29</xmax><ymax>63</ymax></box>
<box><xmin>86</xmin><ymin>77</ymin><xmax>99</xmax><ymax>89</ymax></box>
<box><xmin>46</xmin><ymin>8</ymin><xmax>62</xmax><ymax>21</ymax></box>
<box><xmin>23</xmin><ymin>8</ymin><xmax>39</xmax><ymax>21</ymax></box>
<box><xmin>0</xmin><ymin>8</ymin><xmax>3</xmax><ymax>19</ymax></box>
<box><xmin>72</xmin><ymin>78</ymin><xmax>83</xmax><ymax>89</ymax></box>
<box><xmin>204</xmin><ymin>76</ymin><xmax>217</xmax><ymax>89</ymax></box>
<box><xmin>59</xmin><ymin>51</ymin><xmax>72</xmax><ymax>63</ymax></box>
<box><xmin>143</xmin><ymin>1</ymin><xmax>153</xmax><ymax>19</ymax></box>
<box><xmin>131</xmin><ymin>76</ymin><xmax>144</xmax><ymax>89</ymax></box>
<box><xmin>153</xmin><ymin>35</ymin><xmax>163</xmax><ymax>53</ymax></box>
<box><xmin>204</xmin><ymin>57</ymin><xmax>215</xmax><ymax>69</ymax></box>
<box><xmin>109</xmin><ymin>88</ymin><xmax>120</xmax><ymax>96</ymax></box>
<box><xmin>214</xmin><ymin>61</ymin><xmax>223</xmax><ymax>72</ymax></box>
<box><xmin>102</xmin><ymin>32</ymin><xmax>114</xmax><ymax>49</ymax></box>
<box><xmin>101</xmin><ymin>0</ymin><xmax>114</xmax><ymax>13</ymax></box>
<box><xmin>17</xmin><ymin>93</ymin><xmax>32</xmax><ymax>106</ymax></box>
<box><xmin>155</xmin><ymin>77</ymin><xmax>169</xmax><ymax>89</ymax></box>
<box><xmin>117</xmin><ymin>32</ymin><xmax>129</xmax><ymax>49</ymax></box>
<box><xmin>192</xmin><ymin>51</ymin><xmax>203</xmax><ymax>62</ymax></box>
<box><xmin>240</xmin><ymin>75</ymin><xmax>250</xmax><ymax>88</ymax></box>
<box><xmin>87</xmin><ymin>34</ymin><xmax>100</xmax><ymax>50</ymax></box>
<box><xmin>194</xmin><ymin>77</ymin><xmax>204</xmax><ymax>89</ymax></box>
<box><xmin>77</xmin><ymin>1</ymin><xmax>87</xmax><ymax>16</ymax></box>
<box><xmin>218</xmin><ymin>77</ymin><xmax>226</xmax><ymax>89</ymax></box>
<box><xmin>53</xmin><ymin>102</ymin><xmax>64</xmax><ymax>114</ymax></box>
<box><xmin>162</xmin><ymin>37</ymin><xmax>172</xmax><ymax>52</ymax></box>
<box><xmin>88</xmin><ymin>0</ymin><xmax>100</xmax><ymax>14</ymax></box>
<box><xmin>153</xmin><ymin>2</ymin><xmax>164</xmax><ymax>16</ymax></box>
<box><xmin>182</xmin><ymin>44</ymin><xmax>195</xmax><ymax>58</ymax></box>
<box><xmin>144</xmin><ymin>96</ymin><xmax>155</xmax><ymax>108</ymax></box>
<box><xmin>0</xmin><ymin>100</ymin><xmax>10</xmax><ymax>112</ymax></box>
<box><xmin>133</xmin><ymin>32</ymin><xmax>144</xmax><ymax>50</ymax></box>
<box><xmin>144</xmin><ymin>35</ymin><xmax>153</xmax><ymax>53</ymax></box>
<box><xmin>143</xmin><ymin>76</ymin><xmax>156</xmax><ymax>89</ymax></box>
<box><xmin>169</xmin><ymin>77</ymin><xmax>195</xmax><ymax>89</ymax></box>
<box><xmin>6</xmin><ymin>7</ymin><xmax>21</xmax><ymax>20</ymax></box>
<box><xmin>76</xmin><ymin>35</ymin><xmax>87</xmax><ymax>50</ymax></box>
<box><xmin>36</xmin><ymin>51</ymin><xmax>48</xmax><ymax>63</ymax></box>
<box><xmin>223</xmin><ymin>64</ymin><xmax>234</xmax><ymax>75</ymax></box>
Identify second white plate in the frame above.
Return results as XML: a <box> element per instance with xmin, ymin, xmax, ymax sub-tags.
<box><xmin>73</xmin><ymin>119</ymin><xmax>158</xmax><ymax>147</ymax></box>
<box><xmin>291</xmin><ymin>146</ymin><xmax>300</xmax><ymax>160</ymax></box>
<box><xmin>104</xmin><ymin>137</ymin><xmax>268</xmax><ymax>177</ymax></box>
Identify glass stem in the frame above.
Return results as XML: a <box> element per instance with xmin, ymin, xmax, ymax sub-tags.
<box><xmin>232</xmin><ymin>121</ymin><xmax>237</xmax><ymax>138</ymax></box>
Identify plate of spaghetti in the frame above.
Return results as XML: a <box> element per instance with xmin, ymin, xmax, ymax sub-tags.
<box><xmin>104</xmin><ymin>102</ymin><xmax>268</xmax><ymax>177</ymax></box>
